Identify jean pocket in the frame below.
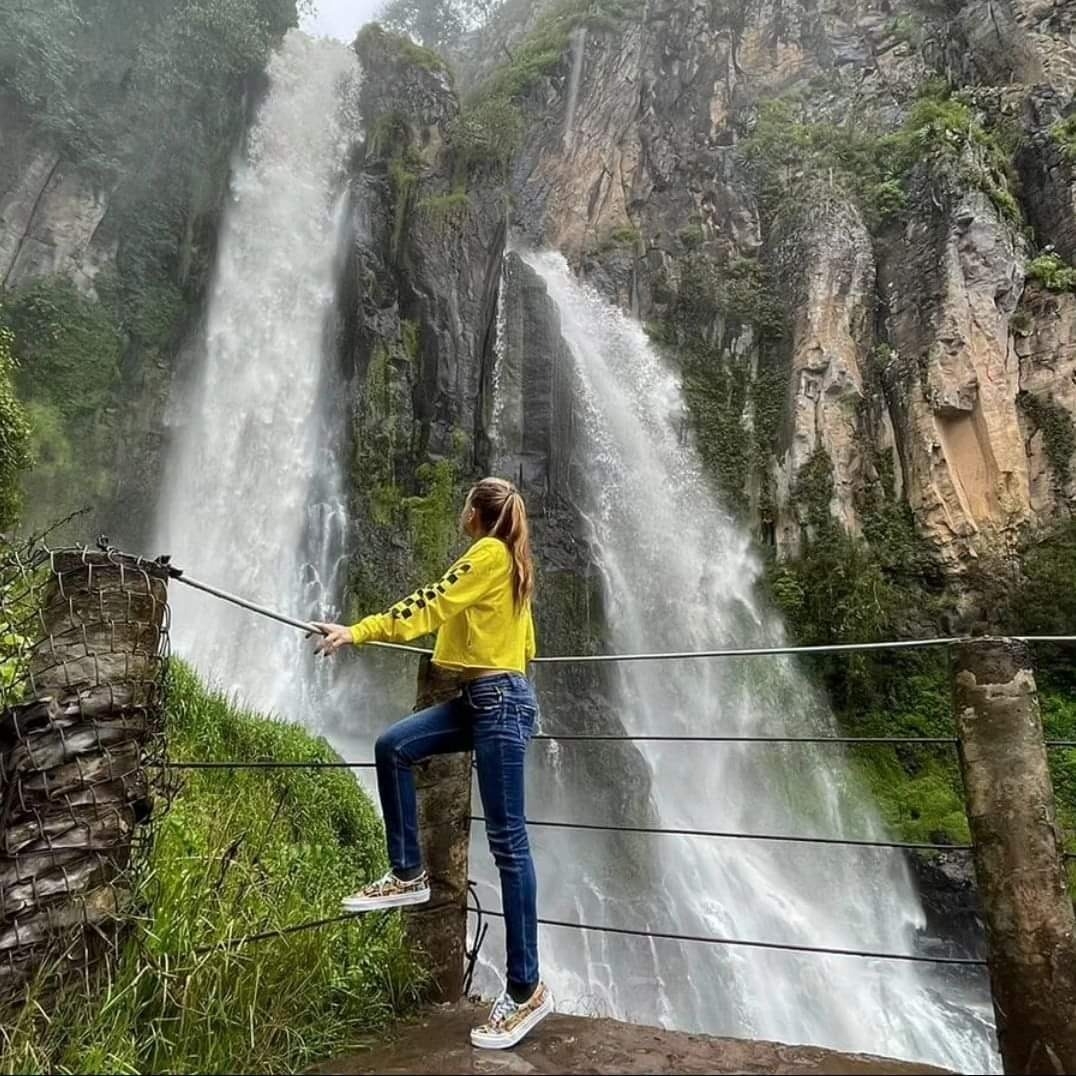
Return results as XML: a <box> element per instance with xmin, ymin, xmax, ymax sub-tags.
<box><xmin>468</xmin><ymin>683</ymin><xmax>504</xmax><ymax>715</ymax></box>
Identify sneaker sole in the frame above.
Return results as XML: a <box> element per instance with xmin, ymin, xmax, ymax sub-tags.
<box><xmin>470</xmin><ymin>993</ymin><xmax>553</xmax><ymax>1051</ymax></box>
<box><xmin>341</xmin><ymin>888</ymin><xmax>431</xmax><ymax>913</ymax></box>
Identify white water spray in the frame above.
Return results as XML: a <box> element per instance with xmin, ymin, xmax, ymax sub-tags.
<box><xmin>156</xmin><ymin>31</ymin><xmax>359</xmax><ymax>721</ymax></box>
<box><xmin>490</xmin><ymin>250</ymin><xmax>999</xmax><ymax>1073</ymax></box>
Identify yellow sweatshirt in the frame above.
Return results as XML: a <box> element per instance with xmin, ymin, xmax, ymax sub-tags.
<box><xmin>349</xmin><ymin>537</ymin><xmax>536</xmax><ymax>674</ymax></box>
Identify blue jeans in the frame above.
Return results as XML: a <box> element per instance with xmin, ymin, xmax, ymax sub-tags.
<box><xmin>374</xmin><ymin>673</ymin><xmax>540</xmax><ymax>994</ymax></box>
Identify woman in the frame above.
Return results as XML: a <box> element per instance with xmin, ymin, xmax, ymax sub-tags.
<box><xmin>313</xmin><ymin>477</ymin><xmax>550</xmax><ymax>1051</ymax></box>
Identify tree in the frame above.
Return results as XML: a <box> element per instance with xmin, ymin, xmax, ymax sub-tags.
<box><xmin>378</xmin><ymin>0</ymin><xmax>502</xmax><ymax>50</ymax></box>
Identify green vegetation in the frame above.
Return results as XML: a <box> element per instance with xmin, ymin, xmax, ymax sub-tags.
<box><xmin>767</xmin><ymin>497</ymin><xmax>1076</xmax><ymax>853</ymax></box>
<box><xmin>1</xmin><ymin>277</ymin><xmax>126</xmax><ymax>524</ymax></box>
<box><xmin>760</xmin><ymin>436</ymin><xmax>978</xmax><ymax>846</ymax></box>
<box><xmin>741</xmin><ymin>83</ymin><xmax>1021</xmax><ymax>229</ymax></box>
<box><xmin>0</xmin><ymin>662</ymin><xmax>422</xmax><ymax>1074</ymax></box>
<box><xmin>595</xmin><ymin>224</ymin><xmax>642</xmax><ymax>253</ymax></box>
<box><xmin>0</xmin><ymin>0</ymin><xmax>303</xmax><ymax>527</ymax></box>
<box><xmin>0</xmin><ymin>323</ymin><xmax>33</xmax><ymax>527</ymax></box>
<box><xmin>3</xmin><ymin>278</ymin><xmax>122</xmax><ymax>425</ymax></box>
<box><xmin>355</xmin><ymin>21</ymin><xmax>450</xmax><ymax>75</ymax></box>
<box><xmin>1018</xmin><ymin>391</ymin><xmax>1076</xmax><ymax>490</ymax></box>
<box><xmin>447</xmin><ymin>95</ymin><xmax>524</xmax><ymax>171</ymax></box>
<box><xmin>677</xmin><ymin>224</ymin><xmax>705</xmax><ymax>249</ymax></box>
<box><xmin>1050</xmin><ymin>113</ymin><xmax>1076</xmax><ymax>163</ymax></box>
<box><xmin>390</xmin><ymin>153</ymin><xmax>423</xmax><ymax>261</ymax></box>
<box><xmin>376</xmin><ymin>0</ymin><xmax>502</xmax><ymax>52</ymax></box>
<box><xmin>886</xmin><ymin>12</ymin><xmax>921</xmax><ymax>46</ymax></box>
<box><xmin>404</xmin><ymin>458</ymin><xmax>465</xmax><ymax>580</ymax></box>
<box><xmin>655</xmin><ymin>253</ymin><xmax>787</xmax><ymax>514</ymax></box>
<box><xmin>473</xmin><ymin>0</ymin><xmax>643</xmax><ymax>114</ymax></box>
<box><xmin>417</xmin><ymin>191</ymin><xmax>473</xmax><ymax>234</ymax></box>
<box><xmin>1026</xmin><ymin>251</ymin><xmax>1076</xmax><ymax>292</ymax></box>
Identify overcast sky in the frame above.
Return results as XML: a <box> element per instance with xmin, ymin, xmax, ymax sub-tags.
<box><xmin>301</xmin><ymin>0</ymin><xmax>383</xmax><ymax>42</ymax></box>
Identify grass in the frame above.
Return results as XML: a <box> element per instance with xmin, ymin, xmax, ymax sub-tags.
<box><xmin>0</xmin><ymin>662</ymin><xmax>424</xmax><ymax>1075</ymax></box>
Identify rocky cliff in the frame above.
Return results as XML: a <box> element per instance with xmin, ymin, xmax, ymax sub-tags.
<box><xmin>448</xmin><ymin>0</ymin><xmax>1076</xmax><ymax>590</ymax></box>
<box><xmin>340</xmin><ymin>2</ymin><xmax>1075</xmax><ymax>930</ymax></box>
<box><xmin>0</xmin><ymin>1</ymin><xmax>299</xmax><ymax>545</ymax></box>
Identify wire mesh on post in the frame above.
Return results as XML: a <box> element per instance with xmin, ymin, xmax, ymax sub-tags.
<box><xmin>0</xmin><ymin>543</ymin><xmax>170</xmax><ymax>1004</ymax></box>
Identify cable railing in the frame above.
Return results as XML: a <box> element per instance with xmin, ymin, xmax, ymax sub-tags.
<box><xmin>132</xmin><ymin>558</ymin><xmax>1076</xmax><ymax>974</ymax></box>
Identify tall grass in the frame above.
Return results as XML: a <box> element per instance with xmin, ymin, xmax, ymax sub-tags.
<box><xmin>1</xmin><ymin>662</ymin><xmax>424</xmax><ymax>1074</ymax></box>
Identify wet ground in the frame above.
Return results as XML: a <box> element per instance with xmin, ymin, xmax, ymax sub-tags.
<box><xmin>314</xmin><ymin>1003</ymin><xmax>949</xmax><ymax>1075</ymax></box>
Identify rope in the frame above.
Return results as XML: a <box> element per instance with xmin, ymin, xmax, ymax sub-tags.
<box><xmin>472</xmin><ymin>815</ymin><xmax>973</xmax><ymax>853</ymax></box>
<box><xmin>466</xmin><ymin>905</ymin><xmax>987</xmax><ymax>967</ymax></box>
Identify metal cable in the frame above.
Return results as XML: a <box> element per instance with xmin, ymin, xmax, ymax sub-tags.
<box><xmin>533</xmin><ymin>734</ymin><xmax>958</xmax><ymax>745</ymax></box>
<box><xmin>163</xmin><ymin>761</ymin><xmax>376</xmax><ymax>771</ymax></box>
<box><xmin>472</xmin><ymin>815</ymin><xmax>973</xmax><ymax>853</ymax></box>
<box><xmin>190</xmin><ymin>911</ymin><xmax>367</xmax><ymax>955</ymax></box>
<box><xmin>161</xmin><ymin>566</ymin><xmax>1076</xmax><ymax>664</ymax></box>
<box><xmin>155</xmin><ymin>739</ymin><xmax>1074</xmax><ymax>770</ymax></box>
<box><xmin>465</xmin><ymin>905</ymin><xmax>986</xmax><ymax>967</ymax></box>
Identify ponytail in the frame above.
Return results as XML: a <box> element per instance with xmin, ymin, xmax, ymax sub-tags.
<box><xmin>467</xmin><ymin>479</ymin><xmax>535</xmax><ymax>609</ymax></box>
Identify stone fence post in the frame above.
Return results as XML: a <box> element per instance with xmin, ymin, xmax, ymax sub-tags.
<box><xmin>403</xmin><ymin>654</ymin><xmax>470</xmax><ymax>1003</ymax></box>
<box><xmin>953</xmin><ymin>638</ymin><xmax>1076</xmax><ymax>1075</ymax></box>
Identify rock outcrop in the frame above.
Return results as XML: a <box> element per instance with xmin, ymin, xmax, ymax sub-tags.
<box><xmin>458</xmin><ymin>0</ymin><xmax>1076</xmax><ymax>576</ymax></box>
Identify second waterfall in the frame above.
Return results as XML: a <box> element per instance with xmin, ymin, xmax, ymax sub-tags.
<box><xmin>152</xmin><ymin>29</ymin><xmax>997</xmax><ymax>1075</ymax></box>
<box><xmin>473</xmin><ymin>250</ymin><xmax>998</xmax><ymax>1074</ymax></box>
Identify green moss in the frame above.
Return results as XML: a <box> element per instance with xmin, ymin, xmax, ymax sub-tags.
<box><xmin>535</xmin><ymin>567</ymin><xmax>605</xmax><ymax>658</ymax></box>
<box><xmin>1011</xmin><ymin>309</ymin><xmax>1034</xmax><ymax>336</ymax></box>
<box><xmin>4</xmin><ymin>277</ymin><xmax>122</xmax><ymax>424</ymax></box>
<box><xmin>355</xmin><ymin>339</ymin><xmax>410</xmax><ymax>521</ymax></box>
<box><xmin>367</xmin><ymin>111</ymin><xmax>409</xmax><ymax>160</ymax></box>
<box><xmin>741</xmin><ymin>82</ymin><xmax>1020</xmax><ymax>229</ymax></box>
<box><xmin>598</xmin><ymin>224</ymin><xmax>642</xmax><ymax>252</ymax></box>
<box><xmin>403</xmin><ymin>459</ymin><xmax>463</xmax><ymax>581</ymax></box>
<box><xmin>1027</xmin><ymin>251</ymin><xmax>1076</xmax><ymax>292</ymax></box>
<box><xmin>1018</xmin><ymin>391</ymin><xmax>1076</xmax><ymax>490</ymax></box>
<box><xmin>401</xmin><ymin>319</ymin><xmax>421</xmax><ymax>361</ymax></box>
<box><xmin>678</xmin><ymin>224</ymin><xmax>705</xmax><ymax>249</ymax></box>
<box><xmin>389</xmin><ymin>155</ymin><xmax>422</xmax><ymax>261</ymax></box>
<box><xmin>682</xmin><ymin>354</ymin><xmax>751</xmax><ymax>515</ymax></box>
<box><xmin>417</xmin><ymin>191</ymin><xmax>472</xmax><ymax>234</ymax></box>
<box><xmin>1049</xmin><ymin>113</ymin><xmax>1076</xmax><ymax>164</ymax></box>
<box><xmin>658</xmin><ymin>254</ymin><xmax>788</xmax><ymax>514</ymax></box>
<box><xmin>355</xmin><ymin>22</ymin><xmax>451</xmax><ymax>76</ymax></box>
<box><xmin>886</xmin><ymin>12</ymin><xmax>921</xmax><ymax>45</ymax></box>
<box><xmin>477</xmin><ymin>0</ymin><xmax>643</xmax><ymax>103</ymax></box>
<box><xmin>448</xmin><ymin>96</ymin><xmax>523</xmax><ymax>172</ymax></box>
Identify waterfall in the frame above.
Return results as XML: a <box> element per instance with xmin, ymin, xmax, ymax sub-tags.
<box><xmin>156</xmin><ymin>31</ymin><xmax>359</xmax><ymax>722</ymax></box>
<box><xmin>562</xmin><ymin>26</ymin><xmax>588</xmax><ymax>149</ymax></box>
<box><xmin>484</xmin><ymin>250</ymin><xmax>998</xmax><ymax>1073</ymax></box>
<box><xmin>150</xmin><ymin>28</ymin><xmax>998</xmax><ymax>1069</ymax></box>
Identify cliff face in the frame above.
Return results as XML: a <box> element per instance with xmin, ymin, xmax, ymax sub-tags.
<box><xmin>0</xmin><ymin>2</ymin><xmax>297</xmax><ymax>547</ymax></box>
<box><xmin>0</xmin><ymin>94</ymin><xmax>115</xmax><ymax>294</ymax></box>
<box><xmin>466</xmin><ymin>0</ymin><xmax>1076</xmax><ymax>581</ymax></box>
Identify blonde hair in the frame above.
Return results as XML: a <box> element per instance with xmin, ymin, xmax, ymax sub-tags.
<box><xmin>466</xmin><ymin>478</ymin><xmax>534</xmax><ymax>609</ymax></box>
